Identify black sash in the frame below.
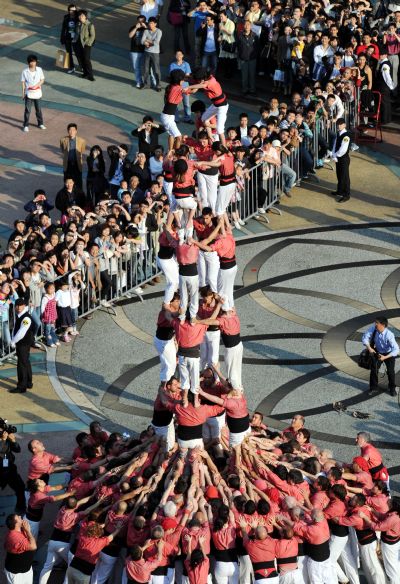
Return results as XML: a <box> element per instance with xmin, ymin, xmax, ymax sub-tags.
<box><xmin>5</xmin><ymin>551</ymin><xmax>34</xmax><ymax>574</ymax></box>
<box><xmin>355</xmin><ymin>528</ymin><xmax>377</xmax><ymax>545</ymax></box>
<box><xmin>329</xmin><ymin>521</ymin><xmax>349</xmax><ymax>537</ymax></box>
<box><xmin>221</xmin><ymin>332</ymin><xmax>240</xmax><ymax>347</ymax></box>
<box><xmin>369</xmin><ymin>462</ymin><xmax>384</xmax><ymax>476</ymax></box>
<box><xmin>156</xmin><ymin>326</ymin><xmax>174</xmax><ymax>341</ymax></box>
<box><xmin>158</xmin><ymin>245</ymin><xmax>175</xmax><ymax>260</ymax></box>
<box><xmin>152</xmin><ymin>409</ymin><xmax>173</xmax><ymax>427</ymax></box>
<box><xmin>70</xmin><ymin>555</ymin><xmax>96</xmax><ymax>576</ymax></box>
<box><xmin>177</xmin><ymin>424</ymin><xmax>203</xmax><ymax>441</ymax></box>
<box><xmin>214</xmin><ymin>548</ymin><xmax>238</xmax><ymax>562</ymax></box>
<box><xmin>305</xmin><ymin>540</ymin><xmax>330</xmax><ymax>562</ymax></box>
<box><xmin>226</xmin><ymin>414</ymin><xmax>249</xmax><ymax>434</ymax></box>
<box><xmin>179</xmin><ymin>263</ymin><xmax>198</xmax><ymax>276</ymax></box>
<box><xmin>277</xmin><ymin>555</ymin><xmax>297</xmax><ymax>567</ymax></box>
<box><xmin>178</xmin><ymin>345</ymin><xmax>200</xmax><ymax>358</ymax></box>
<box><xmin>381</xmin><ymin>533</ymin><xmax>400</xmax><ymax>545</ymax></box>
<box><xmin>51</xmin><ymin>527</ymin><xmax>72</xmax><ymax>543</ymax></box>
<box><xmin>219</xmin><ymin>256</ymin><xmax>236</xmax><ymax>270</ymax></box>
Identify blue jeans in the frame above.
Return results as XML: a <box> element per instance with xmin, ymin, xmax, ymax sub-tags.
<box><xmin>1</xmin><ymin>320</ymin><xmax>11</xmax><ymax>354</ymax></box>
<box><xmin>281</xmin><ymin>163</ymin><xmax>296</xmax><ymax>193</ymax></box>
<box><xmin>71</xmin><ymin>307</ymin><xmax>78</xmax><ymax>327</ymax></box>
<box><xmin>44</xmin><ymin>323</ymin><xmax>58</xmax><ymax>346</ymax></box>
<box><xmin>201</xmin><ymin>51</ymin><xmax>218</xmax><ymax>74</ymax></box>
<box><xmin>176</xmin><ymin>93</ymin><xmax>191</xmax><ymax>121</ymax></box>
<box><xmin>30</xmin><ymin>306</ymin><xmax>41</xmax><ymax>338</ymax></box>
<box><xmin>130</xmin><ymin>51</ymin><xmax>152</xmax><ymax>86</ymax></box>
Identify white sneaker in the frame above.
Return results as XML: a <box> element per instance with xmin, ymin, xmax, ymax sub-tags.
<box><xmin>238</xmin><ymin>219</ymin><xmax>246</xmax><ymax>226</ymax></box>
<box><xmin>39</xmin><ymin>125</ymin><xmax>46</xmax><ymax>130</ymax></box>
<box><xmin>23</xmin><ymin>126</ymin><xmax>29</xmax><ymax>132</ymax></box>
<box><xmin>101</xmin><ymin>299</ymin><xmax>111</xmax><ymax>307</ymax></box>
<box><xmin>134</xmin><ymin>287</ymin><xmax>143</xmax><ymax>294</ymax></box>
<box><xmin>257</xmin><ymin>207</ymin><xmax>266</xmax><ymax>214</ymax></box>
<box><xmin>49</xmin><ymin>344</ymin><xmax>57</xmax><ymax>348</ymax></box>
<box><xmin>234</xmin><ymin>221</ymin><xmax>242</xmax><ymax>230</ymax></box>
<box><xmin>70</xmin><ymin>330</ymin><xmax>80</xmax><ymax>336</ymax></box>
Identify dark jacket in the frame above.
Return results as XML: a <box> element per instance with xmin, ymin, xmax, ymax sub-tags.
<box><xmin>87</xmin><ymin>154</ymin><xmax>106</xmax><ymax>180</ymax></box>
<box><xmin>237</xmin><ymin>31</ymin><xmax>259</xmax><ymax>61</ymax></box>
<box><xmin>131</xmin><ymin>126</ymin><xmax>166</xmax><ymax>158</ymax></box>
<box><xmin>130</xmin><ymin>163</ymin><xmax>152</xmax><ymax>190</ymax></box>
<box><xmin>60</xmin><ymin>12</ymin><xmax>77</xmax><ymax>45</ymax></box>
<box><xmin>107</xmin><ymin>146</ymin><xmax>133</xmax><ymax>182</ymax></box>
<box><xmin>196</xmin><ymin>22</ymin><xmax>220</xmax><ymax>54</ymax></box>
<box><xmin>23</xmin><ymin>200</ymin><xmax>54</xmax><ymax>214</ymax></box>
<box><xmin>55</xmin><ymin>186</ymin><xmax>86</xmax><ymax>214</ymax></box>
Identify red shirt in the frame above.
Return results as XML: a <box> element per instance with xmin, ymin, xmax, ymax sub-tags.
<box><xmin>222</xmin><ymin>395</ymin><xmax>248</xmax><ymax>419</ymax></box>
<box><xmin>184</xmin><ymin>137</ymin><xmax>213</xmax><ymax>161</ymax></box>
<box><xmin>28</xmin><ymin>451</ymin><xmax>61</xmax><ymax>480</ymax></box>
<box><xmin>212</xmin><ymin>521</ymin><xmax>236</xmax><ymax>550</ymax></box>
<box><xmin>126</xmin><ymin>523</ymin><xmax>150</xmax><ymax>547</ymax></box>
<box><xmin>158</xmin><ymin>231</ymin><xmax>177</xmax><ymax>249</ymax></box>
<box><xmin>310</xmin><ymin>491</ymin><xmax>330</xmax><ymax>510</ymax></box>
<box><xmin>75</xmin><ymin>533</ymin><xmax>111</xmax><ymax>564</ymax></box>
<box><xmin>68</xmin><ymin>476</ymin><xmax>95</xmax><ymax>500</ymax></box>
<box><xmin>165</xmin><ymin>84</ymin><xmax>183</xmax><ymax>105</ymax></box>
<box><xmin>372</xmin><ymin>512</ymin><xmax>400</xmax><ymax>538</ymax></box>
<box><xmin>126</xmin><ymin>557</ymin><xmax>161</xmax><ymax>583</ymax></box>
<box><xmin>217</xmin><ymin>313</ymin><xmax>240</xmax><ymax>336</ymax></box>
<box><xmin>203</xmin><ymin>76</ymin><xmax>227</xmax><ymax>106</ymax></box>
<box><xmin>165</xmin><ymin>402</ymin><xmax>223</xmax><ymax>426</ymax></box>
<box><xmin>28</xmin><ymin>488</ymin><xmax>55</xmax><ymax>510</ymax></box>
<box><xmin>365</xmin><ymin>493</ymin><xmax>389</xmax><ymax>514</ymax></box>
<box><xmin>197</xmin><ymin>301</ymin><xmax>219</xmax><ymax>321</ymax></box>
<box><xmin>276</xmin><ymin>538</ymin><xmax>298</xmax><ymax>573</ymax></box>
<box><xmin>173</xmin><ymin>320</ymin><xmax>208</xmax><ymax>348</ymax></box>
<box><xmin>244</xmin><ymin>536</ymin><xmax>277</xmax><ymax>578</ymax></box>
<box><xmin>182</xmin><ymin>524</ymin><xmax>211</xmax><ymax>555</ymax></box>
<box><xmin>87</xmin><ymin>431</ymin><xmax>109</xmax><ymax>447</ymax></box>
<box><xmin>173</xmin><ymin>159</ymin><xmax>198</xmax><ymax>189</ymax></box>
<box><xmin>210</xmin><ymin>234</ymin><xmax>235</xmax><ymax>260</ymax></box>
<box><xmin>338</xmin><ymin>505</ymin><xmax>374</xmax><ymax>532</ymax></box>
<box><xmin>176</xmin><ymin>243</ymin><xmax>199</xmax><ymax>265</ymax></box>
<box><xmin>184</xmin><ymin>557</ymin><xmax>210</xmax><ymax>584</ymax></box>
<box><xmin>361</xmin><ymin>444</ymin><xmax>383</xmax><ymax>470</ymax></box>
<box><xmin>294</xmin><ymin>518</ymin><xmax>330</xmax><ymax>545</ymax></box>
<box><xmin>4</xmin><ymin>530</ymin><xmax>31</xmax><ymax>554</ymax></box>
<box><xmin>193</xmin><ymin>219</ymin><xmax>216</xmax><ymax>241</ymax></box>
<box><xmin>353</xmin><ymin>471</ymin><xmax>374</xmax><ymax>493</ymax></box>
<box><xmin>218</xmin><ymin>153</ymin><xmax>235</xmax><ymax>184</ymax></box>
<box><xmin>355</xmin><ymin>43</ymin><xmax>379</xmax><ymax>60</ymax></box>
<box><xmin>54</xmin><ymin>506</ymin><xmax>85</xmax><ymax>532</ymax></box>
<box><xmin>323</xmin><ymin>498</ymin><xmax>347</xmax><ymax>521</ymax></box>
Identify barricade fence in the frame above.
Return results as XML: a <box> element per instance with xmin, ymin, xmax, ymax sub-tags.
<box><xmin>1</xmin><ymin>90</ymin><xmax>360</xmax><ymax>364</ymax></box>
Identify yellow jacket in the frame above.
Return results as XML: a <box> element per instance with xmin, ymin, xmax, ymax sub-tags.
<box><xmin>60</xmin><ymin>135</ymin><xmax>86</xmax><ymax>171</ymax></box>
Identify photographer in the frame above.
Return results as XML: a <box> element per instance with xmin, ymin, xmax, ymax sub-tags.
<box><xmin>0</xmin><ymin>422</ymin><xmax>26</xmax><ymax>514</ymax></box>
<box><xmin>23</xmin><ymin>189</ymin><xmax>54</xmax><ymax>228</ymax></box>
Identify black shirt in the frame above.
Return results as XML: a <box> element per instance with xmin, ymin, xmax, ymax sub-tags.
<box><xmin>129</xmin><ymin>25</ymin><xmax>146</xmax><ymax>53</ymax></box>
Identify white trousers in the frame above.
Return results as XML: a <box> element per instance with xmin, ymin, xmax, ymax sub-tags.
<box><xmin>175</xmin><ymin>196</ymin><xmax>197</xmax><ymax>212</ymax></box>
<box><xmin>201</xmin><ymin>329</ymin><xmax>220</xmax><ymax>368</ymax></box>
<box><xmin>91</xmin><ymin>552</ymin><xmax>118</xmax><ymax>584</ymax></box>
<box><xmin>255</xmin><ymin>578</ymin><xmax>279</xmax><ymax>584</ymax></box>
<box><xmin>203</xmin><ymin>412</ymin><xmax>226</xmax><ymax>441</ymax></box>
<box><xmin>229</xmin><ymin>427</ymin><xmax>251</xmax><ymax>447</ymax></box>
<box><xmin>153</xmin><ymin>336</ymin><xmax>177</xmax><ymax>382</ymax></box>
<box><xmin>5</xmin><ymin>569</ymin><xmax>33</xmax><ymax>584</ymax></box>
<box><xmin>177</xmin><ymin>437</ymin><xmax>204</xmax><ymax>449</ymax></box>
<box><xmin>297</xmin><ymin>556</ymin><xmax>309</xmax><ymax>584</ymax></box>
<box><xmin>216</xmin><ymin>183</ymin><xmax>236</xmax><ymax>216</ymax></box>
<box><xmin>39</xmin><ymin>540</ymin><xmax>70</xmax><ymax>584</ymax></box>
<box><xmin>214</xmin><ymin>561</ymin><xmax>239</xmax><ymax>584</ymax></box>
<box><xmin>306</xmin><ymin>557</ymin><xmax>337</xmax><ymax>584</ymax></box>
<box><xmin>381</xmin><ymin>540</ymin><xmax>400</xmax><ymax>584</ymax></box>
<box><xmin>164</xmin><ymin>181</ymin><xmax>174</xmax><ymax>206</ymax></box>
<box><xmin>160</xmin><ymin>112</ymin><xmax>182</xmax><ymax>138</ymax></box>
<box><xmin>178</xmin><ymin>355</ymin><xmax>200</xmax><ymax>392</ymax></box>
<box><xmin>151</xmin><ymin>420</ymin><xmax>176</xmax><ymax>452</ymax></box>
<box><xmin>157</xmin><ymin>257</ymin><xmax>179</xmax><ymax>303</ymax></box>
<box><xmin>150</xmin><ymin>572</ymin><xmax>174</xmax><ymax>584</ymax></box>
<box><xmin>224</xmin><ymin>342</ymin><xmax>243</xmax><ymax>390</ymax></box>
<box><xmin>238</xmin><ymin>555</ymin><xmax>253</xmax><ymax>584</ymax></box>
<box><xmin>359</xmin><ymin>541</ymin><xmax>386</xmax><ymax>584</ymax></box>
<box><xmin>197</xmin><ymin>172</ymin><xmax>219</xmax><ymax>213</ymax></box>
<box><xmin>218</xmin><ymin>265</ymin><xmax>237</xmax><ymax>311</ymax></box>
<box><xmin>279</xmin><ymin>569</ymin><xmax>303</xmax><ymax>584</ymax></box>
<box><xmin>179</xmin><ymin>274</ymin><xmax>199</xmax><ymax>319</ymax></box>
<box><xmin>198</xmin><ymin>250</ymin><xmax>219</xmax><ymax>291</ymax></box>
<box><xmin>329</xmin><ymin>534</ymin><xmax>360</xmax><ymax>584</ymax></box>
<box><xmin>202</xmin><ymin>103</ymin><xmax>229</xmax><ymax>135</ymax></box>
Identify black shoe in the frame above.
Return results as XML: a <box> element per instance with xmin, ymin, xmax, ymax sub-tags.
<box><xmin>156</xmin><ymin>87</ymin><xmax>162</xmax><ymax>92</ymax></box>
<box><xmin>368</xmin><ymin>388</ymin><xmax>378</xmax><ymax>396</ymax></box>
<box><xmin>336</xmin><ymin>195</ymin><xmax>350</xmax><ymax>203</ymax></box>
<box><xmin>9</xmin><ymin>387</ymin><xmax>26</xmax><ymax>394</ymax></box>
<box><xmin>330</xmin><ymin>191</ymin><xmax>338</xmax><ymax>196</ymax></box>
<box><xmin>389</xmin><ymin>388</ymin><xmax>396</xmax><ymax>396</ymax></box>
<box><xmin>87</xmin><ymin>77</ymin><xmax>95</xmax><ymax>81</ymax></box>
<box><xmin>27</xmin><ymin>384</ymin><xmax>33</xmax><ymax>389</ymax></box>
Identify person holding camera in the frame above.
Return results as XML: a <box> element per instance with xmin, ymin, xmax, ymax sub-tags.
<box><xmin>0</xmin><ymin>423</ymin><xmax>26</xmax><ymax>514</ymax></box>
<box><xmin>4</xmin><ymin>514</ymin><xmax>37</xmax><ymax>584</ymax></box>
<box><xmin>23</xmin><ymin>190</ymin><xmax>54</xmax><ymax>225</ymax></box>
<box><xmin>10</xmin><ymin>298</ymin><xmax>34</xmax><ymax>394</ymax></box>
<box><xmin>362</xmin><ymin>317</ymin><xmax>399</xmax><ymax>396</ymax></box>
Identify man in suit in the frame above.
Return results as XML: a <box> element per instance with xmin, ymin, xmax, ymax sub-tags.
<box><xmin>131</xmin><ymin>116</ymin><xmax>166</xmax><ymax>159</ymax></box>
<box><xmin>60</xmin><ymin>123</ymin><xmax>86</xmax><ymax>188</ymax></box>
<box><xmin>107</xmin><ymin>144</ymin><xmax>133</xmax><ymax>198</ymax></box>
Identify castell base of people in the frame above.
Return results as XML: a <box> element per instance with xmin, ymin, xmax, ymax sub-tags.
<box><xmin>2</xmin><ymin>2</ymin><xmax>400</xmax><ymax>584</ymax></box>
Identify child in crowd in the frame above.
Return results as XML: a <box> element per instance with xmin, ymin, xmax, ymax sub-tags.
<box><xmin>55</xmin><ymin>278</ymin><xmax>74</xmax><ymax>343</ymax></box>
<box><xmin>41</xmin><ymin>282</ymin><xmax>59</xmax><ymax>348</ymax></box>
<box><xmin>69</xmin><ymin>271</ymin><xmax>85</xmax><ymax>335</ymax></box>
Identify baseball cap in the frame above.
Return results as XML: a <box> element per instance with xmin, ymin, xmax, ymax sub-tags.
<box><xmin>272</xmin><ymin>140</ymin><xmax>281</xmax><ymax>147</ymax></box>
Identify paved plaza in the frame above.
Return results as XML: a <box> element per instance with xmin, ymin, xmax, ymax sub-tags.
<box><xmin>0</xmin><ymin>0</ymin><xmax>400</xmax><ymax>562</ymax></box>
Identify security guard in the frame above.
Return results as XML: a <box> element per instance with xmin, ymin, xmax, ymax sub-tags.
<box><xmin>10</xmin><ymin>298</ymin><xmax>34</xmax><ymax>394</ymax></box>
<box><xmin>374</xmin><ymin>46</ymin><xmax>395</xmax><ymax>125</ymax></box>
<box><xmin>331</xmin><ymin>118</ymin><xmax>351</xmax><ymax>203</ymax></box>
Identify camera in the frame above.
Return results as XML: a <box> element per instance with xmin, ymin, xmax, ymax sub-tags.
<box><xmin>0</xmin><ymin>418</ymin><xmax>17</xmax><ymax>434</ymax></box>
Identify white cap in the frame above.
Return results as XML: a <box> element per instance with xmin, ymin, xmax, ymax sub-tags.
<box><xmin>272</xmin><ymin>140</ymin><xmax>281</xmax><ymax>147</ymax></box>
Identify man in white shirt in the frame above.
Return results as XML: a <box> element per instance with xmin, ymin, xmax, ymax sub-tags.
<box><xmin>21</xmin><ymin>54</ymin><xmax>46</xmax><ymax>133</ymax></box>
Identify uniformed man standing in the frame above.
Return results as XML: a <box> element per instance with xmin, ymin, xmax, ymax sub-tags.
<box><xmin>10</xmin><ymin>298</ymin><xmax>34</xmax><ymax>394</ymax></box>
<box><xmin>374</xmin><ymin>47</ymin><xmax>395</xmax><ymax>125</ymax></box>
<box><xmin>331</xmin><ymin>118</ymin><xmax>351</xmax><ymax>203</ymax></box>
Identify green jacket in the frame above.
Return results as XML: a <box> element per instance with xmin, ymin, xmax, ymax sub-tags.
<box><xmin>79</xmin><ymin>20</ymin><xmax>96</xmax><ymax>47</ymax></box>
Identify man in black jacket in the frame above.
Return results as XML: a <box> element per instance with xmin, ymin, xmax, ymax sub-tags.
<box><xmin>107</xmin><ymin>144</ymin><xmax>133</xmax><ymax>198</ymax></box>
<box><xmin>196</xmin><ymin>14</ymin><xmax>219</xmax><ymax>74</ymax></box>
<box><xmin>237</xmin><ymin>20</ymin><xmax>259</xmax><ymax>95</ymax></box>
<box><xmin>131</xmin><ymin>116</ymin><xmax>166</xmax><ymax>158</ymax></box>
<box><xmin>0</xmin><ymin>423</ymin><xmax>25</xmax><ymax>513</ymax></box>
<box><xmin>55</xmin><ymin>177</ymin><xmax>86</xmax><ymax>215</ymax></box>
<box><xmin>60</xmin><ymin>3</ymin><xmax>78</xmax><ymax>74</ymax></box>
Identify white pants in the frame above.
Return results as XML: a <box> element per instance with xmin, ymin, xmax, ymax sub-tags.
<box><xmin>359</xmin><ymin>541</ymin><xmax>386</xmax><ymax>584</ymax></box>
<box><xmin>381</xmin><ymin>540</ymin><xmax>400</xmax><ymax>584</ymax></box>
<box><xmin>201</xmin><ymin>329</ymin><xmax>220</xmax><ymax>368</ymax></box>
<box><xmin>198</xmin><ymin>250</ymin><xmax>219</xmax><ymax>291</ymax></box>
<box><xmin>177</xmin><ymin>436</ymin><xmax>204</xmax><ymax>449</ymax></box>
<box><xmin>203</xmin><ymin>412</ymin><xmax>226</xmax><ymax>441</ymax></box>
<box><xmin>154</xmin><ymin>337</ymin><xmax>177</xmax><ymax>382</ymax></box>
<box><xmin>197</xmin><ymin>172</ymin><xmax>219</xmax><ymax>213</ymax></box>
<box><xmin>5</xmin><ymin>569</ymin><xmax>33</xmax><ymax>584</ymax></box>
<box><xmin>160</xmin><ymin>112</ymin><xmax>182</xmax><ymax>138</ymax></box>
<box><xmin>224</xmin><ymin>342</ymin><xmax>243</xmax><ymax>390</ymax></box>
<box><xmin>157</xmin><ymin>257</ymin><xmax>179</xmax><ymax>303</ymax></box>
<box><xmin>178</xmin><ymin>354</ymin><xmax>200</xmax><ymax>392</ymax></box>
<box><xmin>202</xmin><ymin>103</ymin><xmax>229</xmax><ymax>135</ymax></box>
<box><xmin>229</xmin><ymin>426</ymin><xmax>251</xmax><ymax>447</ymax></box>
<box><xmin>91</xmin><ymin>552</ymin><xmax>118</xmax><ymax>584</ymax></box>
<box><xmin>279</xmin><ymin>569</ymin><xmax>303</xmax><ymax>584</ymax></box>
<box><xmin>150</xmin><ymin>572</ymin><xmax>173</xmax><ymax>584</ymax></box>
<box><xmin>39</xmin><ymin>540</ymin><xmax>70</xmax><ymax>584</ymax></box>
<box><xmin>254</xmin><ymin>578</ymin><xmax>279</xmax><ymax>584</ymax></box>
<box><xmin>238</xmin><ymin>555</ymin><xmax>253</xmax><ymax>584</ymax></box>
<box><xmin>175</xmin><ymin>196</ymin><xmax>197</xmax><ymax>212</ymax></box>
<box><xmin>216</xmin><ymin>183</ymin><xmax>236</xmax><ymax>216</ymax></box>
<box><xmin>164</xmin><ymin>181</ymin><xmax>174</xmax><ymax>206</ymax></box>
<box><xmin>214</xmin><ymin>560</ymin><xmax>239</xmax><ymax>584</ymax></box>
<box><xmin>179</xmin><ymin>274</ymin><xmax>199</xmax><ymax>319</ymax></box>
<box><xmin>297</xmin><ymin>556</ymin><xmax>309</xmax><ymax>584</ymax></box>
<box><xmin>151</xmin><ymin>420</ymin><xmax>176</xmax><ymax>451</ymax></box>
<box><xmin>218</xmin><ymin>265</ymin><xmax>237</xmax><ymax>311</ymax></box>
<box><xmin>306</xmin><ymin>557</ymin><xmax>336</xmax><ymax>584</ymax></box>
<box><xmin>24</xmin><ymin>517</ymin><xmax>39</xmax><ymax>540</ymax></box>
<box><xmin>329</xmin><ymin>534</ymin><xmax>360</xmax><ymax>584</ymax></box>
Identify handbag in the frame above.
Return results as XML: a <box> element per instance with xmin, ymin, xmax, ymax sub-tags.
<box><xmin>221</xmin><ymin>39</ymin><xmax>237</xmax><ymax>53</ymax></box>
<box><xmin>357</xmin><ymin>329</ymin><xmax>377</xmax><ymax>370</ymax></box>
<box><xmin>273</xmin><ymin>69</ymin><xmax>285</xmax><ymax>82</ymax></box>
